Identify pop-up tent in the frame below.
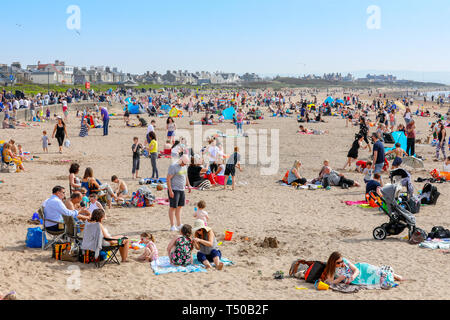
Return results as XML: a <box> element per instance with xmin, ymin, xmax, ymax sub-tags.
<box><xmin>336</xmin><ymin>99</ymin><xmax>345</xmax><ymax>104</ymax></box>
<box><xmin>324</xmin><ymin>96</ymin><xmax>334</xmax><ymax>104</ymax></box>
<box><xmin>127</xmin><ymin>103</ymin><xmax>145</xmax><ymax>114</ymax></box>
<box><xmin>160</xmin><ymin>105</ymin><xmax>171</xmax><ymax>113</ymax></box>
<box><xmin>384</xmin><ymin>131</ymin><xmax>414</xmax><ymax>156</ymax></box>
<box><xmin>169</xmin><ymin>107</ymin><xmax>183</xmax><ymax>118</ymax></box>
<box><xmin>222</xmin><ymin>107</ymin><xmax>236</xmax><ymax>120</ymax></box>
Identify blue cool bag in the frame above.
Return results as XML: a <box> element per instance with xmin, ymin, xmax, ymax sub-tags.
<box><xmin>26</xmin><ymin>227</ymin><xmax>47</xmax><ymax>248</ymax></box>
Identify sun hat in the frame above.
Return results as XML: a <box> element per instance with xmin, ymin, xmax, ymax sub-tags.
<box><xmin>56</xmin><ymin>115</ymin><xmax>62</xmax><ymax>119</ymax></box>
<box><xmin>192</xmin><ymin>219</ymin><xmax>211</xmax><ymax>234</ymax></box>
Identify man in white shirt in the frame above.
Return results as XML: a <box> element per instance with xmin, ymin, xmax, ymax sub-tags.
<box><xmin>147</xmin><ymin>119</ymin><xmax>156</xmax><ymax>135</ymax></box>
<box><xmin>42</xmin><ymin>186</ymin><xmax>90</xmax><ymax>231</ymax></box>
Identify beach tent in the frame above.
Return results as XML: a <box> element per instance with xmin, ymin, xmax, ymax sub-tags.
<box><xmin>160</xmin><ymin>105</ymin><xmax>171</xmax><ymax>112</ymax></box>
<box><xmin>324</xmin><ymin>96</ymin><xmax>334</xmax><ymax>104</ymax></box>
<box><xmin>169</xmin><ymin>107</ymin><xmax>183</xmax><ymax>118</ymax></box>
<box><xmin>384</xmin><ymin>131</ymin><xmax>414</xmax><ymax>155</ymax></box>
<box><xmin>222</xmin><ymin>107</ymin><xmax>236</xmax><ymax>120</ymax></box>
<box><xmin>336</xmin><ymin>99</ymin><xmax>345</xmax><ymax>104</ymax></box>
<box><xmin>127</xmin><ymin>103</ymin><xmax>145</xmax><ymax>114</ymax></box>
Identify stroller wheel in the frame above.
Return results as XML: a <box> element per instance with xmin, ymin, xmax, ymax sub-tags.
<box><xmin>373</xmin><ymin>227</ymin><xmax>387</xmax><ymax>240</ymax></box>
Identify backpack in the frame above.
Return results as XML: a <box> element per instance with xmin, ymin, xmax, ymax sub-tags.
<box><xmin>420</xmin><ymin>183</ymin><xmax>440</xmax><ymax>205</ymax></box>
<box><xmin>408</xmin><ymin>228</ymin><xmax>427</xmax><ymax>245</ymax></box>
<box><xmin>428</xmin><ymin>226</ymin><xmax>450</xmax><ymax>239</ymax></box>
<box><xmin>304</xmin><ymin>261</ymin><xmax>326</xmax><ymax>283</ymax></box>
<box><xmin>281</xmin><ymin>170</ymin><xmax>289</xmax><ymax>184</ymax></box>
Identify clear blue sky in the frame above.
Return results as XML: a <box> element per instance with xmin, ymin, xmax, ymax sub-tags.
<box><xmin>1</xmin><ymin>0</ymin><xmax>450</xmax><ymax>79</ymax></box>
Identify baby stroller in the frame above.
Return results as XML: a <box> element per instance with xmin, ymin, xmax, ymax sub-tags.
<box><xmin>368</xmin><ymin>184</ymin><xmax>425</xmax><ymax>241</ymax></box>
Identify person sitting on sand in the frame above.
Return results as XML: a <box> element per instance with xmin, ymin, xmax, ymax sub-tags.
<box><xmin>287</xmin><ymin>160</ymin><xmax>307</xmax><ymax>186</ymax></box>
<box><xmin>81</xmin><ymin>167</ymin><xmax>117</xmax><ymax>208</ymax></box>
<box><xmin>323</xmin><ymin>251</ymin><xmax>403</xmax><ymax>288</ymax></box>
<box><xmin>87</xmin><ymin>193</ymin><xmax>105</xmax><ymax>215</ymax></box>
<box><xmin>365</xmin><ymin>173</ymin><xmax>383</xmax><ymax>196</ymax></box>
<box><xmin>321</xmin><ymin>166</ymin><xmax>360</xmax><ymax>189</ymax></box>
<box><xmin>111</xmin><ymin>175</ymin><xmax>128</xmax><ymax>203</ymax></box>
<box><xmin>167</xmin><ymin>224</ymin><xmax>193</xmax><ymax>266</ymax></box>
<box><xmin>192</xmin><ymin>219</ymin><xmax>224</xmax><ymax>271</ymax></box>
<box><xmin>89</xmin><ymin>209</ymin><xmax>129</xmax><ymax>262</ymax></box>
<box><xmin>1</xmin><ymin>142</ymin><xmax>25</xmax><ymax>172</ymax></box>
<box><xmin>187</xmin><ymin>154</ymin><xmax>211</xmax><ymax>190</ymax></box>
<box><xmin>137</xmin><ymin>232</ymin><xmax>158</xmax><ymax>262</ymax></box>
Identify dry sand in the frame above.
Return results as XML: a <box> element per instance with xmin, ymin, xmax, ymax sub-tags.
<box><xmin>0</xmin><ymin>89</ymin><xmax>448</xmax><ymax>300</ymax></box>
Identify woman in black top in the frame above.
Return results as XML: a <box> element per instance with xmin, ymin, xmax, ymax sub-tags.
<box><xmin>343</xmin><ymin>134</ymin><xmax>366</xmax><ymax>170</ymax></box>
<box><xmin>187</xmin><ymin>156</ymin><xmax>210</xmax><ymax>189</ymax></box>
<box><xmin>52</xmin><ymin>116</ymin><xmax>68</xmax><ymax>153</ymax></box>
<box><xmin>359</xmin><ymin>117</ymin><xmax>371</xmax><ymax>152</ymax></box>
<box><xmin>436</xmin><ymin>123</ymin><xmax>447</xmax><ymax>160</ymax></box>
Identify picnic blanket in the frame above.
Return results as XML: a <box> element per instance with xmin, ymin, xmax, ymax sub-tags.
<box><xmin>345</xmin><ymin>200</ymin><xmax>368</xmax><ymax>206</ymax></box>
<box><xmin>419</xmin><ymin>239</ymin><xmax>450</xmax><ymax>250</ymax></box>
<box><xmin>150</xmin><ymin>256</ymin><xmax>234</xmax><ymax>275</ymax></box>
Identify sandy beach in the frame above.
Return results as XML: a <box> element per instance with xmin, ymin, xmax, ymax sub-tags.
<box><xmin>0</xmin><ymin>88</ymin><xmax>449</xmax><ymax>300</ymax></box>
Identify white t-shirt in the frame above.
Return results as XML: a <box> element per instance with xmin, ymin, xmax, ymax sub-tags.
<box><xmin>363</xmin><ymin>168</ymin><xmax>373</xmax><ymax>181</ymax></box>
<box><xmin>444</xmin><ymin>163</ymin><xmax>450</xmax><ymax>172</ymax></box>
<box><xmin>208</xmin><ymin>146</ymin><xmax>219</xmax><ymax>163</ymax></box>
<box><xmin>88</xmin><ymin>201</ymin><xmax>100</xmax><ymax>213</ymax></box>
<box><xmin>194</xmin><ymin>210</ymin><xmax>208</xmax><ymax>224</ymax></box>
<box><xmin>147</xmin><ymin>124</ymin><xmax>154</xmax><ymax>134</ymax></box>
<box><xmin>216</xmin><ymin>164</ymin><xmax>225</xmax><ymax>176</ymax></box>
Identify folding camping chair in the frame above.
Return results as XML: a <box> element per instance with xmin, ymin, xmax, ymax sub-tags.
<box><xmin>38</xmin><ymin>206</ymin><xmax>67</xmax><ymax>250</ymax></box>
<box><xmin>80</xmin><ymin>222</ymin><xmax>121</xmax><ymax>268</ymax></box>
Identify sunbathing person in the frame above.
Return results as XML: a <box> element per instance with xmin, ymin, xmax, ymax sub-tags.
<box><xmin>323</xmin><ymin>251</ymin><xmax>403</xmax><ymax>288</ymax></box>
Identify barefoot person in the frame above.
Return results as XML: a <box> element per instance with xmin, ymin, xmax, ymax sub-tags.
<box><xmin>323</xmin><ymin>251</ymin><xmax>403</xmax><ymax>288</ymax></box>
<box><xmin>192</xmin><ymin>219</ymin><xmax>223</xmax><ymax>270</ymax></box>
<box><xmin>167</xmin><ymin>155</ymin><xmax>192</xmax><ymax>231</ymax></box>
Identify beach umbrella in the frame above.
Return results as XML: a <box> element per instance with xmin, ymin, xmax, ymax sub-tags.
<box><xmin>402</xmin><ymin>156</ymin><xmax>424</xmax><ymax>169</ymax></box>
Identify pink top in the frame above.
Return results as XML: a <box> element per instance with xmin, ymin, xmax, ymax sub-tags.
<box><xmin>146</xmin><ymin>241</ymin><xmax>159</xmax><ymax>261</ymax></box>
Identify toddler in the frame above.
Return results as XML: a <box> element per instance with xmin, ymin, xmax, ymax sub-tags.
<box><xmin>138</xmin><ymin>232</ymin><xmax>158</xmax><ymax>262</ymax></box>
<box><xmin>41</xmin><ymin>131</ymin><xmax>49</xmax><ymax>153</ymax></box>
<box><xmin>193</xmin><ymin>200</ymin><xmax>209</xmax><ymax>225</ymax></box>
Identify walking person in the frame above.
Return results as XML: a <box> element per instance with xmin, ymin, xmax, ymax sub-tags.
<box><xmin>167</xmin><ymin>155</ymin><xmax>192</xmax><ymax>231</ymax></box>
<box><xmin>371</xmin><ymin>132</ymin><xmax>385</xmax><ymax>174</ymax></box>
<box><xmin>435</xmin><ymin>123</ymin><xmax>447</xmax><ymax>161</ymax></box>
<box><xmin>100</xmin><ymin>105</ymin><xmax>109</xmax><ymax>136</ymax></box>
<box><xmin>131</xmin><ymin>137</ymin><xmax>143</xmax><ymax>179</ymax></box>
<box><xmin>236</xmin><ymin>108</ymin><xmax>244</xmax><ymax>135</ymax></box>
<box><xmin>52</xmin><ymin>116</ymin><xmax>68</xmax><ymax>154</ymax></box>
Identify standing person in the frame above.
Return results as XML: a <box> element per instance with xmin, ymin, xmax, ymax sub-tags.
<box><xmin>100</xmin><ymin>105</ymin><xmax>109</xmax><ymax>136</ymax></box>
<box><xmin>131</xmin><ymin>137</ymin><xmax>143</xmax><ymax>179</ymax></box>
<box><xmin>236</xmin><ymin>108</ymin><xmax>244</xmax><ymax>135</ymax></box>
<box><xmin>223</xmin><ymin>146</ymin><xmax>243</xmax><ymax>191</ymax></box>
<box><xmin>41</xmin><ymin>130</ymin><xmax>49</xmax><ymax>153</ymax></box>
<box><xmin>52</xmin><ymin>116</ymin><xmax>68</xmax><ymax>154</ymax></box>
<box><xmin>147</xmin><ymin>131</ymin><xmax>159</xmax><ymax>179</ymax></box>
<box><xmin>62</xmin><ymin>98</ymin><xmax>69</xmax><ymax>122</ymax></box>
<box><xmin>358</xmin><ymin>117</ymin><xmax>371</xmax><ymax>152</ymax></box>
<box><xmin>406</xmin><ymin>119</ymin><xmax>416</xmax><ymax>156</ymax></box>
<box><xmin>404</xmin><ymin>107</ymin><xmax>411</xmax><ymax>125</ymax></box>
<box><xmin>389</xmin><ymin>110</ymin><xmax>396</xmax><ymax>132</ymax></box>
<box><xmin>167</xmin><ymin>155</ymin><xmax>192</xmax><ymax>231</ymax></box>
<box><xmin>166</xmin><ymin>117</ymin><xmax>176</xmax><ymax>144</ymax></box>
<box><xmin>435</xmin><ymin>123</ymin><xmax>447</xmax><ymax>161</ymax></box>
<box><xmin>371</xmin><ymin>132</ymin><xmax>385</xmax><ymax>174</ymax></box>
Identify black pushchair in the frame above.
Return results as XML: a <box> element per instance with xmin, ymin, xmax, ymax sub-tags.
<box><xmin>368</xmin><ymin>184</ymin><xmax>425</xmax><ymax>241</ymax></box>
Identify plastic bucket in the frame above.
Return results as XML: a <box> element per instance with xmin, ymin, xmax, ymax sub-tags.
<box><xmin>224</xmin><ymin>231</ymin><xmax>233</xmax><ymax>241</ymax></box>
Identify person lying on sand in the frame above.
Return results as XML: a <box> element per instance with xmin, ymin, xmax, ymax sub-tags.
<box><xmin>323</xmin><ymin>251</ymin><xmax>403</xmax><ymax>288</ymax></box>
<box><xmin>321</xmin><ymin>166</ymin><xmax>360</xmax><ymax>189</ymax></box>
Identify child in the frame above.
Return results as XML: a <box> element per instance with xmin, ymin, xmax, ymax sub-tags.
<box><xmin>193</xmin><ymin>200</ymin><xmax>209</xmax><ymax>225</ymax></box>
<box><xmin>386</xmin><ymin>143</ymin><xmax>408</xmax><ymax>168</ymax></box>
<box><xmin>88</xmin><ymin>193</ymin><xmax>105</xmax><ymax>216</ymax></box>
<box><xmin>163</xmin><ymin>139</ymin><xmax>172</xmax><ymax>155</ymax></box>
<box><xmin>46</xmin><ymin>107</ymin><xmax>50</xmax><ymax>121</ymax></box>
<box><xmin>80</xmin><ymin>187</ymin><xmax>89</xmax><ymax>207</ymax></box>
<box><xmin>444</xmin><ymin>156</ymin><xmax>450</xmax><ymax>172</ymax></box>
<box><xmin>111</xmin><ymin>175</ymin><xmax>128</xmax><ymax>203</ymax></box>
<box><xmin>214</xmin><ymin>158</ymin><xmax>226</xmax><ymax>185</ymax></box>
<box><xmin>137</xmin><ymin>232</ymin><xmax>158</xmax><ymax>262</ymax></box>
<box><xmin>131</xmin><ymin>137</ymin><xmax>143</xmax><ymax>179</ymax></box>
<box><xmin>167</xmin><ymin>224</ymin><xmax>193</xmax><ymax>266</ymax></box>
<box><xmin>363</xmin><ymin>161</ymin><xmax>373</xmax><ymax>183</ymax></box>
<box><xmin>223</xmin><ymin>146</ymin><xmax>243</xmax><ymax>191</ymax></box>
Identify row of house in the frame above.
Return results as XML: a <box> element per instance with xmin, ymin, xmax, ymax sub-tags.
<box><xmin>1</xmin><ymin>60</ymin><xmax>265</xmax><ymax>86</ymax></box>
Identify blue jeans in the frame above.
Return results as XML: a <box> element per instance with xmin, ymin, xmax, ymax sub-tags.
<box><xmin>103</xmin><ymin>118</ymin><xmax>109</xmax><ymax>136</ymax></box>
<box><xmin>374</xmin><ymin>163</ymin><xmax>384</xmax><ymax>174</ymax></box>
<box><xmin>197</xmin><ymin>249</ymin><xmax>221</xmax><ymax>263</ymax></box>
<box><xmin>236</xmin><ymin>122</ymin><xmax>242</xmax><ymax>133</ymax></box>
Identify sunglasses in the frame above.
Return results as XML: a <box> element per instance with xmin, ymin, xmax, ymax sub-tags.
<box><xmin>336</xmin><ymin>260</ymin><xmax>344</xmax><ymax>265</ymax></box>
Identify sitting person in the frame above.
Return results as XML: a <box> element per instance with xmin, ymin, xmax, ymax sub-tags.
<box><xmin>167</xmin><ymin>224</ymin><xmax>193</xmax><ymax>266</ymax></box>
<box><xmin>187</xmin><ymin>155</ymin><xmax>212</xmax><ymax>189</ymax></box>
<box><xmin>64</xmin><ymin>191</ymin><xmax>84</xmax><ymax>210</ymax></box>
<box><xmin>87</xmin><ymin>193</ymin><xmax>105</xmax><ymax>215</ymax></box>
<box><xmin>137</xmin><ymin>115</ymin><xmax>147</xmax><ymax>127</ymax></box>
<box><xmin>311</xmin><ymin>159</ymin><xmax>329</xmax><ymax>184</ymax></box>
<box><xmin>321</xmin><ymin>166</ymin><xmax>360</xmax><ymax>189</ymax></box>
<box><xmin>286</xmin><ymin>160</ymin><xmax>307</xmax><ymax>185</ymax></box>
<box><xmin>323</xmin><ymin>251</ymin><xmax>403</xmax><ymax>288</ymax></box>
<box><xmin>81</xmin><ymin>167</ymin><xmax>117</xmax><ymax>208</ymax></box>
<box><xmin>89</xmin><ymin>209</ymin><xmax>129</xmax><ymax>262</ymax></box>
<box><xmin>42</xmin><ymin>186</ymin><xmax>90</xmax><ymax>232</ymax></box>
<box><xmin>365</xmin><ymin>173</ymin><xmax>383</xmax><ymax>196</ymax></box>
<box><xmin>1</xmin><ymin>142</ymin><xmax>25</xmax><ymax>172</ymax></box>
<box><xmin>444</xmin><ymin>156</ymin><xmax>450</xmax><ymax>172</ymax></box>
<box><xmin>362</xmin><ymin>161</ymin><xmax>373</xmax><ymax>183</ymax></box>
<box><xmin>137</xmin><ymin>232</ymin><xmax>158</xmax><ymax>262</ymax></box>
<box><xmin>192</xmin><ymin>219</ymin><xmax>224</xmax><ymax>270</ymax></box>
<box><xmin>111</xmin><ymin>175</ymin><xmax>128</xmax><ymax>203</ymax></box>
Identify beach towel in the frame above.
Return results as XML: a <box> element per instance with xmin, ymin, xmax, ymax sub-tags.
<box><xmin>345</xmin><ymin>201</ymin><xmax>368</xmax><ymax>206</ymax></box>
<box><xmin>419</xmin><ymin>239</ymin><xmax>450</xmax><ymax>250</ymax></box>
<box><xmin>150</xmin><ymin>256</ymin><xmax>234</xmax><ymax>275</ymax></box>
<box><xmin>357</xmin><ymin>204</ymin><xmax>373</xmax><ymax>208</ymax></box>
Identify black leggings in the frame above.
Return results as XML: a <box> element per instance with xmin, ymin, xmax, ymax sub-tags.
<box><xmin>56</xmin><ymin>135</ymin><xmax>64</xmax><ymax>147</ymax></box>
<box><xmin>338</xmin><ymin>176</ymin><xmax>355</xmax><ymax>187</ymax></box>
<box><xmin>289</xmin><ymin>178</ymin><xmax>307</xmax><ymax>185</ymax></box>
<box><xmin>406</xmin><ymin>138</ymin><xmax>415</xmax><ymax>156</ymax></box>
